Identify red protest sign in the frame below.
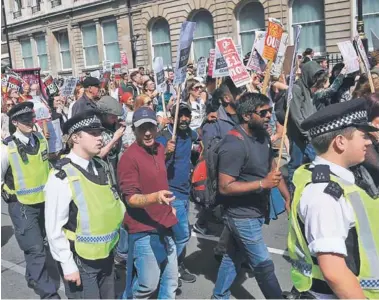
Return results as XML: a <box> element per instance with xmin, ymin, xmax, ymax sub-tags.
<box><xmin>208</xmin><ymin>49</ymin><xmax>215</xmax><ymax>77</ymax></box>
<box><xmin>120</xmin><ymin>51</ymin><xmax>128</xmax><ymax>66</ymax></box>
<box><xmin>7</xmin><ymin>75</ymin><xmax>22</xmax><ymax>93</ymax></box>
<box><xmin>262</xmin><ymin>19</ymin><xmax>283</xmax><ymax>61</ymax></box>
<box><xmin>216</xmin><ymin>38</ymin><xmax>250</xmax><ymax>88</ymax></box>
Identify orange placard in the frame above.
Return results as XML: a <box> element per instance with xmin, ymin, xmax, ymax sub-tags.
<box><xmin>262</xmin><ymin>19</ymin><xmax>284</xmax><ymax>61</ymax></box>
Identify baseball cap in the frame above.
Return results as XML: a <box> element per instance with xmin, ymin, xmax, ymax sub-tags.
<box><xmin>170</xmin><ymin>101</ymin><xmax>192</xmax><ymax>115</ymax></box>
<box><xmin>132</xmin><ymin>107</ymin><xmax>157</xmax><ymax>127</ymax></box>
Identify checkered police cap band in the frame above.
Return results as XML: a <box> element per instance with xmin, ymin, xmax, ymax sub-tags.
<box><xmin>11</xmin><ymin>106</ymin><xmax>33</xmax><ymax>119</ymax></box>
<box><xmin>68</xmin><ymin>115</ymin><xmax>102</xmax><ymax>135</ymax></box>
<box><xmin>309</xmin><ymin>110</ymin><xmax>367</xmax><ymax>138</ymax></box>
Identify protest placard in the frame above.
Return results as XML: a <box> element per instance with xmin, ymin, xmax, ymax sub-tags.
<box><xmin>216</xmin><ymin>37</ymin><xmax>250</xmax><ymax>88</ymax></box>
<box><xmin>103</xmin><ymin>60</ymin><xmax>112</xmax><ymax>73</ymax></box>
<box><xmin>212</xmin><ymin>45</ymin><xmax>229</xmax><ymax>78</ymax></box>
<box><xmin>173</xmin><ymin>21</ymin><xmax>196</xmax><ymax>85</ymax></box>
<box><xmin>30</xmin><ymin>97</ymin><xmax>51</xmax><ymax>121</ymax></box>
<box><xmin>120</xmin><ymin>51</ymin><xmax>128</xmax><ymax>65</ymax></box>
<box><xmin>337</xmin><ymin>41</ymin><xmax>360</xmax><ymax>74</ymax></box>
<box><xmin>1</xmin><ymin>74</ymin><xmax>8</xmax><ymax>94</ymax></box>
<box><xmin>271</xmin><ymin>32</ymin><xmax>289</xmax><ymax>78</ymax></box>
<box><xmin>153</xmin><ymin>57</ymin><xmax>166</xmax><ymax>93</ymax></box>
<box><xmin>262</xmin><ymin>18</ymin><xmax>283</xmax><ymax>61</ymax></box>
<box><xmin>7</xmin><ymin>75</ymin><xmax>22</xmax><ymax>93</ymax></box>
<box><xmin>208</xmin><ymin>49</ymin><xmax>215</xmax><ymax>77</ymax></box>
<box><xmin>113</xmin><ymin>63</ymin><xmax>122</xmax><ymax>80</ymax></box>
<box><xmin>246</xmin><ymin>31</ymin><xmax>267</xmax><ymax>71</ymax></box>
<box><xmin>354</xmin><ymin>34</ymin><xmax>371</xmax><ymax>72</ymax></box>
<box><xmin>47</xmin><ymin>119</ymin><xmax>63</xmax><ymax>153</ymax></box>
<box><xmin>90</xmin><ymin>70</ymin><xmax>101</xmax><ymax>79</ymax></box>
<box><xmin>196</xmin><ymin>56</ymin><xmax>207</xmax><ymax>78</ymax></box>
<box><xmin>43</xmin><ymin>75</ymin><xmax>59</xmax><ymax>96</ymax></box>
<box><xmin>60</xmin><ymin>77</ymin><xmax>77</xmax><ymax>98</ymax></box>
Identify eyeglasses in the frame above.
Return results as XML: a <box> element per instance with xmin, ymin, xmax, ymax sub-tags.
<box><xmin>193</xmin><ymin>86</ymin><xmax>202</xmax><ymax>91</ymax></box>
<box><xmin>253</xmin><ymin>108</ymin><xmax>273</xmax><ymax>118</ymax></box>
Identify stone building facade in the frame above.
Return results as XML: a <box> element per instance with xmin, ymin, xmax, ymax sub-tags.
<box><xmin>2</xmin><ymin>0</ymin><xmax>379</xmax><ymax>76</ymax></box>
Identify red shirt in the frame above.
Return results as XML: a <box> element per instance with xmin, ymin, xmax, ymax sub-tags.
<box><xmin>117</xmin><ymin>142</ymin><xmax>177</xmax><ymax>233</ymax></box>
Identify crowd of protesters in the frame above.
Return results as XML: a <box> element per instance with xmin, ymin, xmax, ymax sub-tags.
<box><xmin>1</xmin><ymin>44</ymin><xmax>379</xmax><ymax>299</ymax></box>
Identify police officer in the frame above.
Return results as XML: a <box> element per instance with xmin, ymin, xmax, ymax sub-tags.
<box><xmin>44</xmin><ymin>110</ymin><xmax>126</xmax><ymax>299</ymax></box>
<box><xmin>1</xmin><ymin>102</ymin><xmax>60</xmax><ymax>299</ymax></box>
<box><xmin>288</xmin><ymin>99</ymin><xmax>379</xmax><ymax>299</ymax></box>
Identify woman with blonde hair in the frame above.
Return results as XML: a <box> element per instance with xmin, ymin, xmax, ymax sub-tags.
<box><xmin>134</xmin><ymin>94</ymin><xmax>154</xmax><ymax>110</ymax></box>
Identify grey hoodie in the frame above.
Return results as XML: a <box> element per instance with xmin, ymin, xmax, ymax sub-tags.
<box><xmin>288</xmin><ymin>61</ymin><xmax>323</xmax><ymax>141</ymax></box>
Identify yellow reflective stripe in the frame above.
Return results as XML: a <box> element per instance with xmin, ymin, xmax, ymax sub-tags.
<box><xmin>63</xmin><ymin>228</ymin><xmax>76</xmax><ymax>241</ymax></box>
<box><xmin>8</xmin><ymin>141</ymin><xmax>27</xmax><ymax>190</ymax></box>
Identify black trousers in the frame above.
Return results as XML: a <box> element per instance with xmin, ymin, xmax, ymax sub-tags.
<box><xmin>8</xmin><ymin>201</ymin><xmax>60</xmax><ymax>299</ymax></box>
<box><xmin>62</xmin><ymin>253</ymin><xmax>115</xmax><ymax>299</ymax></box>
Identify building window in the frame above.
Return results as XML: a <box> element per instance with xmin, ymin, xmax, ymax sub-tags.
<box><xmin>151</xmin><ymin>18</ymin><xmax>172</xmax><ymax>67</ymax></box>
<box><xmin>58</xmin><ymin>31</ymin><xmax>71</xmax><ymax>70</ymax></box>
<box><xmin>20</xmin><ymin>39</ymin><xmax>33</xmax><ymax>68</ymax></box>
<box><xmin>238</xmin><ymin>1</ymin><xmax>265</xmax><ymax>55</ymax></box>
<box><xmin>35</xmin><ymin>35</ymin><xmax>48</xmax><ymax>71</ymax></box>
<box><xmin>102</xmin><ymin>20</ymin><xmax>120</xmax><ymax>63</ymax></box>
<box><xmin>13</xmin><ymin>0</ymin><xmax>22</xmax><ymax>18</ymax></box>
<box><xmin>191</xmin><ymin>10</ymin><xmax>214</xmax><ymax>61</ymax></box>
<box><xmin>51</xmin><ymin>0</ymin><xmax>61</xmax><ymax>8</ymax></box>
<box><xmin>82</xmin><ymin>24</ymin><xmax>99</xmax><ymax>67</ymax></box>
<box><xmin>31</xmin><ymin>0</ymin><xmax>41</xmax><ymax>14</ymax></box>
<box><xmin>292</xmin><ymin>0</ymin><xmax>325</xmax><ymax>53</ymax></box>
<box><xmin>363</xmin><ymin>0</ymin><xmax>379</xmax><ymax>50</ymax></box>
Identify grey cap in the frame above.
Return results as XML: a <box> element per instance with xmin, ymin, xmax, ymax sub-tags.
<box><xmin>97</xmin><ymin>95</ymin><xmax>123</xmax><ymax>116</ymax></box>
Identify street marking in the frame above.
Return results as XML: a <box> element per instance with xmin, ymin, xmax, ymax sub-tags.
<box><xmin>191</xmin><ymin>232</ymin><xmax>289</xmax><ymax>257</ymax></box>
<box><xmin>1</xmin><ymin>259</ymin><xmax>65</xmax><ymax>292</ymax></box>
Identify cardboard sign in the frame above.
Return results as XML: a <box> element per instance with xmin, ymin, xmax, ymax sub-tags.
<box><xmin>371</xmin><ymin>29</ymin><xmax>379</xmax><ymax>51</ymax></box>
<box><xmin>271</xmin><ymin>32</ymin><xmax>289</xmax><ymax>78</ymax></box>
<box><xmin>30</xmin><ymin>97</ymin><xmax>51</xmax><ymax>121</ymax></box>
<box><xmin>7</xmin><ymin>75</ymin><xmax>22</xmax><ymax>93</ymax></box>
<box><xmin>60</xmin><ymin>77</ymin><xmax>77</xmax><ymax>98</ymax></box>
<box><xmin>246</xmin><ymin>31</ymin><xmax>267</xmax><ymax>71</ymax></box>
<box><xmin>103</xmin><ymin>60</ymin><xmax>112</xmax><ymax>73</ymax></box>
<box><xmin>173</xmin><ymin>21</ymin><xmax>196</xmax><ymax>85</ymax></box>
<box><xmin>1</xmin><ymin>74</ymin><xmax>8</xmax><ymax>95</ymax></box>
<box><xmin>153</xmin><ymin>57</ymin><xmax>166</xmax><ymax>93</ymax></box>
<box><xmin>263</xmin><ymin>18</ymin><xmax>284</xmax><ymax>61</ymax></box>
<box><xmin>208</xmin><ymin>49</ymin><xmax>215</xmax><ymax>77</ymax></box>
<box><xmin>120</xmin><ymin>51</ymin><xmax>128</xmax><ymax>65</ymax></box>
<box><xmin>337</xmin><ymin>41</ymin><xmax>360</xmax><ymax>74</ymax></box>
<box><xmin>47</xmin><ymin>119</ymin><xmax>63</xmax><ymax>153</ymax></box>
<box><xmin>196</xmin><ymin>56</ymin><xmax>207</xmax><ymax>78</ymax></box>
<box><xmin>90</xmin><ymin>70</ymin><xmax>101</xmax><ymax>79</ymax></box>
<box><xmin>216</xmin><ymin>37</ymin><xmax>250</xmax><ymax>88</ymax></box>
<box><xmin>43</xmin><ymin>75</ymin><xmax>59</xmax><ymax>96</ymax></box>
<box><xmin>212</xmin><ymin>46</ymin><xmax>229</xmax><ymax>78</ymax></box>
<box><xmin>354</xmin><ymin>34</ymin><xmax>371</xmax><ymax>72</ymax></box>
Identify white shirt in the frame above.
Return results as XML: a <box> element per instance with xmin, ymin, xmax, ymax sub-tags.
<box><xmin>189</xmin><ymin>99</ymin><xmax>205</xmax><ymax>130</ymax></box>
<box><xmin>44</xmin><ymin>151</ymin><xmax>98</xmax><ymax>276</ymax></box>
<box><xmin>299</xmin><ymin>156</ymin><xmax>356</xmax><ymax>257</ymax></box>
<box><xmin>1</xmin><ymin>130</ymin><xmax>36</xmax><ymax>186</ymax></box>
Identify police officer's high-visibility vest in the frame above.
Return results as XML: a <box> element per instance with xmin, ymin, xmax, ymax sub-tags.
<box><xmin>3</xmin><ymin>132</ymin><xmax>49</xmax><ymax>205</ymax></box>
<box><xmin>288</xmin><ymin>165</ymin><xmax>379</xmax><ymax>299</ymax></box>
<box><xmin>61</xmin><ymin>163</ymin><xmax>126</xmax><ymax>260</ymax></box>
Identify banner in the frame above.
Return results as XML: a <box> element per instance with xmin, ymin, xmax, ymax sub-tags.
<box><xmin>43</xmin><ymin>75</ymin><xmax>59</xmax><ymax>96</ymax></box>
<box><xmin>271</xmin><ymin>32</ymin><xmax>289</xmax><ymax>78</ymax></box>
<box><xmin>216</xmin><ymin>37</ymin><xmax>250</xmax><ymax>88</ymax></box>
<box><xmin>208</xmin><ymin>49</ymin><xmax>215</xmax><ymax>77</ymax></box>
<box><xmin>212</xmin><ymin>45</ymin><xmax>229</xmax><ymax>78</ymax></box>
<box><xmin>246</xmin><ymin>31</ymin><xmax>267</xmax><ymax>71</ymax></box>
<box><xmin>262</xmin><ymin>18</ymin><xmax>284</xmax><ymax>61</ymax></box>
<box><xmin>337</xmin><ymin>41</ymin><xmax>360</xmax><ymax>74</ymax></box>
<box><xmin>287</xmin><ymin>25</ymin><xmax>302</xmax><ymax>106</ymax></box>
<box><xmin>371</xmin><ymin>29</ymin><xmax>379</xmax><ymax>50</ymax></box>
<box><xmin>7</xmin><ymin>75</ymin><xmax>22</xmax><ymax>93</ymax></box>
<box><xmin>120</xmin><ymin>51</ymin><xmax>128</xmax><ymax>65</ymax></box>
<box><xmin>60</xmin><ymin>77</ymin><xmax>77</xmax><ymax>98</ymax></box>
<box><xmin>196</xmin><ymin>56</ymin><xmax>207</xmax><ymax>78</ymax></box>
<box><xmin>354</xmin><ymin>34</ymin><xmax>371</xmax><ymax>72</ymax></box>
<box><xmin>153</xmin><ymin>57</ymin><xmax>166</xmax><ymax>93</ymax></box>
<box><xmin>173</xmin><ymin>21</ymin><xmax>196</xmax><ymax>85</ymax></box>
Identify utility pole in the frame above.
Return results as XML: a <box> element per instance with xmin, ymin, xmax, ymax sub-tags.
<box><xmin>2</xmin><ymin>0</ymin><xmax>13</xmax><ymax>68</ymax></box>
<box><xmin>127</xmin><ymin>0</ymin><xmax>138</xmax><ymax>68</ymax></box>
<box><xmin>357</xmin><ymin>0</ymin><xmax>369</xmax><ymax>54</ymax></box>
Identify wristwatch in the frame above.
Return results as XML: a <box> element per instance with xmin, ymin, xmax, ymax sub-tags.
<box><xmin>258</xmin><ymin>180</ymin><xmax>264</xmax><ymax>193</ymax></box>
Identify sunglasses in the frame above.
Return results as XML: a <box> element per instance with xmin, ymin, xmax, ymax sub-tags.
<box><xmin>253</xmin><ymin>108</ymin><xmax>273</xmax><ymax>118</ymax></box>
<box><xmin>193</xmin><ymin>86</ymin><xmax>203</xmax><ymax>91</ymax></box>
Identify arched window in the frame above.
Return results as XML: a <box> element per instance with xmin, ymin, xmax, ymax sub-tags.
<box><xmin>191</xmin><ymin>10</ymin><xmax>214</xmax><ymax>61</ymax></box>
<box><xmin>293</xmin><ymin>0</ymin><xmax>325</xmax><ymax>53</ymax></box>
<box><xmin>238</xmin><ymin>1</ymin><xmax>265</xmax><ymax>55</ymax></box>
<box><xmin>151</xmin><ymin>18</ymin><xmax>172</xmax><ymax>67</ymax></box>
<box><xmin>363</xmin><ymin>0</ymin><xmax>379</xmax><ymax>50</ymax></box>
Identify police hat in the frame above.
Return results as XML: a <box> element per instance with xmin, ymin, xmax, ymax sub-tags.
<box><xmin>301</xmin><ymin>99</ymin><xmax>379</xmax><ymax>138</ymax></box>
<box><xmin>82</xmin><ymin>77</ymin><xmax>100</xmax><ymax>88</ymax></box>
<box><xmin>7</xmin><ymin>102</ymin><xmax>34</xmax><ymax>120</ymax></box>
<box><xmin>63</xmin><ymin>110</ymin><xmax>105</xmax><ymax>136</ymax></box>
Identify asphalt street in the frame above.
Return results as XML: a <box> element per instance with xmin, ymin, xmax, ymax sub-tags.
<box><xmin>1</xmin><ymin>200</ymin><xmax>292</xmax><ymax>299</ymax></box>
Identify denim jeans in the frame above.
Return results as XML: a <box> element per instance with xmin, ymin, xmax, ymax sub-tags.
<box><xmin>171</xmin><ymin>198</ymin><xmax>190</xmax><ymax>259</ymax></box>
<box><xmin>213</xmin><ymin>216</ymin><xmax>282</xmax><ymax>299</ymax></box>
<box><xmin>131</xmin><ymin>235</ymin><xmax>178</xmax><ymax>299</ymax></box>
<box><xmin>116</xmin><ymin>225</ymin><xmax>128</xmax><ymax>260</ymax></box>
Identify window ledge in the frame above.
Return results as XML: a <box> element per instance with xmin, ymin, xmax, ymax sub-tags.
<box><xmin>82</xmin><ymin>66</ymin><xmax>100</xmax><ymax>72</ymax></box>
<box><xmin>58</xmin><ymin>69</ymin><xmax>73</xmax><ymax>75</ymax></box>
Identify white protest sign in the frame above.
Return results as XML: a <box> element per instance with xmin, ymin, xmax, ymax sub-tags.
<box><xmin>354</xmin><ymin>33</ymin><xmax>371</xmax><ymax>72</ymax></box>
<box><xmin>60</xmin><ymin>77</ymin><xmax>77</xmax><ymax>98</ymax></box>
<box><xmin>212</xmin><ymin>45</ymin><xmax>229</xmax><ymax>78</ymax></box>
<box><xmin>173</xmin><ymin>21</ymin><xmax>196</xmax><ymax>85</ymax></box>
<box><xmin>271</xmin><ymin>32</ymin><xmax>289</xmax><ymax>78</ymax></box>
<box><xmin>246</xmin><ymin>31</ymin><xmax>267</xmax><ymax>71</ymax></box>
<box><xmin>153</xmin><ymin>57</ymin><xmax>166</xmax><ymax>93</ymax></box>
<box><xmin>30</xmin><ymin>97</ymin><xmax>51</xmax><ymax>121</ymax></box>
<box><xmin>90</xmin><ymin>70</ymin><xmax>101</xmax><ymax>79</ymax></box>
<box><xmin>47</xmin><ymin>119</ymin><xmax>63</xmax><ymax>153</ymax></box>
<box><xmin>102</xmin><ymin>60</ymin><xmax>112</xmax><ymax>73</ymax></box>
<box><xmin>337</xmin><ymin>41</ymin><xmax>360</xmax><ymax>74</ymax></box>
<box><xmin>196</xmin><ymin>56</ymin><xmax>207</xmax><ymax>78</ymax></box>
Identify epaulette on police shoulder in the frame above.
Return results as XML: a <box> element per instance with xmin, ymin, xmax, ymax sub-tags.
<box><xmin>2</xmin><ymin>136</ymin><xmax>14</xmax><ymax>146</ymax></box>
<box><xmin>54</xmin><ymin>158</ymin><xmax>71</xmax><ymax>180</ymax></box>
<box><xmin>324</xmin><ymin>181</ymin><xmax>344</xmax><ymax>200</ymax></box>
<box><xmin>311</xmin><ymin>165</ymin><xmax>330</xmax><ymax>183</ymax></box>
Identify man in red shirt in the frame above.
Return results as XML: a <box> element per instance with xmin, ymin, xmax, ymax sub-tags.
<box><xmin>117</xmin><ymin>107</ymin><xmax>178</xmax><ymax>299</ymax></box>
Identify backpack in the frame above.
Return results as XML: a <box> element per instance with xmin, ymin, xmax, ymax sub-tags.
<box><xmin>191</xmin><ymin>126</ymin><xmax>249</xmax><ymax>208</ymax></box>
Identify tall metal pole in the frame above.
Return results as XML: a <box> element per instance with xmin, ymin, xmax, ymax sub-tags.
<box><xmin>357</xmin><ymin>0</ymin><xmax>369</xmax><ymax>54</ymax></box>
<box><xmin>127</xmin><ymin>0</ymin><xmax>136</xmax><ymax>68</ymax></box>
<box><xmin>2</xmin><ymin>0</ymin><xmax>13</xmax><ymax>68</ymax></box>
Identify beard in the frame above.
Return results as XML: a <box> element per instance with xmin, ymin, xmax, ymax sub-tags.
<box><xmin>178</xmin><ymin>121</ymin><xmax>190</xmax><ymax>131</ymax></box>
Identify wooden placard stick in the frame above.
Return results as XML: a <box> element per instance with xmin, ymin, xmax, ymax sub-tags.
<box><xmin>161</xmin><ymin>93</ymin><xmax>167</xmax><ymax>117</ymax></box>
<box><xmin>171</xmin><ymin>85</ymin><xmax>182</xmax><ymax>140</ymax></box>
<box><xmin>261</xmin><ymin>60</ymin><xmax>273</xmax><ymax>96</ymax></box>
